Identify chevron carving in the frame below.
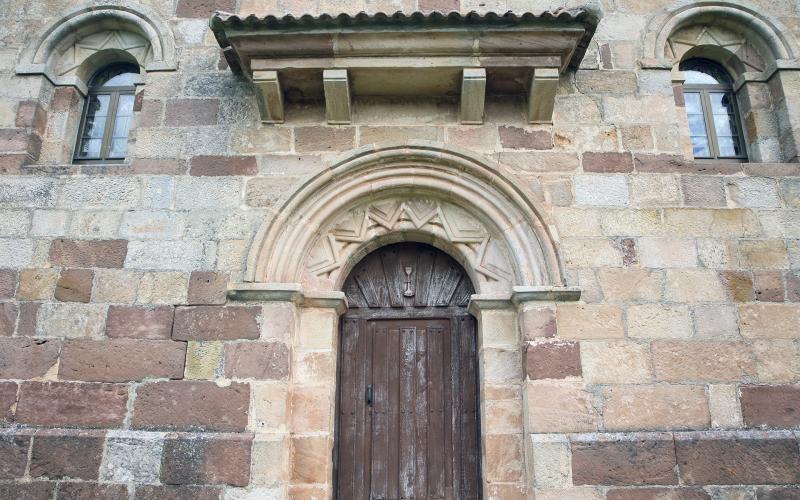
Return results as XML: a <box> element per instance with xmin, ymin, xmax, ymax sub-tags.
<box><xmin>667</xmin><ymin>24</ymin><xmax>766</xmax><ymax>72</ymax></box>
<box><xmin>55</xmin><ymin>30</ymin><xmax>153</xmax><ymax>77</ymax></box>
<box><xmin>305</xmin><ymin>198</ymin><xmax>512</xmax><ymax>282</ymax></box>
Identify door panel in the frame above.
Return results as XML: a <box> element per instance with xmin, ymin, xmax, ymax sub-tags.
<box><xmin>335</xmin><ymin>317</ymin><xmax>481</xmax><ymax>500</ymax></box>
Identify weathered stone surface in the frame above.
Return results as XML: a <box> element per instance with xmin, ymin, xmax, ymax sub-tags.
<box><xmin>719</xmin><ymin>271</ymin><xmax>755</xmax><ymax>302</ymax></box>
<box><xmin>708</xmin><ymin>384</ymin><xmax>743</xmax><ymax>429</ymax></box>
<box><xmin>190</xmin><ymin>155</ymin><xmax>257</xmax><ymax>176</ymax></box>
<box><xmin>752</xmin><ymin>340</ymin><xmax>800</xmax><ymax>383</ymax></box>
<box><xmin>49</xmin><ymin>239</ymin><xmax>128</xmax><ymax>268</ymax></box>
<box><xmin>125</xmin><ymin>240</ymin><xmax>209</xmax><ymax>271</ymax></box>
<box><xmin>295</xmin><ymin>126</ymin><xmax>355</xmax><ymax>152</ymax></box>
<box><xmin>0</xmin><ymin>483</ymin><xmax>56</xmax><ymax>499</ymax></box>
<box><xmin>0</xmin><ymin>302</ymin><xmax>18</xmax><ymax>336</ymax></box>
<box><xmin>606</xmin><ymin>488</ymin><xmax>710</xmax><ymax>500</ymax></box>
<box><xmin>290</xmin><ymin>436</ymin><xmax>329</xmax><ymax>484</ymax></box>
<box><xmin>173</xmin><ymin>306</ymin><xmax>261</xmax><ymax>341</ymax></box>
<box><xmin>499</xmin><ymin>126</ymin><xmax>552</xmax><ymax>149</ymax></box>
<box><xmin>187</xmin><ymin>271</ymin><xmax>228</xmax><ymax>305</ymax></box>
<box><xmin>596</xmin><ymin>268</ymin><xmax>663</xmax><ymax>302</ymax></box>
<box><xmin>165</xmin><ymin>99</ymin><xmax>220</xmax><ymax>126</ymax></box>
<box><xmin>132</xmin><ymin>381</ymin><xmax>249</xmax><ymax>431</ymax></box>
<box><xmin>571</xmin><ymin>438</ymin><xmax>678</xmax><ymax>485</ymax></box>
<box><xmin>526</xmin><ymin>381</ymin><xmax>599</xmax><ymax>432</ymax></box>
<box><xmin>54</xmin><ymin>268</ymin><xmax>93</xmax><ymax>303</ymax></box>
<box><xmin>556</xmin><ymin>304</ymin><xmax>624</xmax><ymax>339</ymax></box>
<box><xmin>651</xmin><ymin>341</ymin><xmax>756</xmax><ymax>382</ymax></box>
<box><xmin>29</xmin><ymin>431</ymin><xmax>105</xmax><ymax>480</ymax></box>
<box><xmin>675</xmin><ymin>436</ymin><xmax>800</xmax><ymax>485</ymax></box>
<box><xmin>754</xmin><ymin>271</ymin><xmax>786</xmax><ymax>302</ymax></box>
<box><xmin>15</xmin><ymin>382</ymin><xmax>128</xmax><ymax>427</ymax></box>
<box><xmin>0</xmin><ymin>382</ymin><xmax>16</xmax><ymax>421</ymax></box>
<box><xmin>0</xmin><ymin>435</ymin><xmax>29</xmax><ymax>479</ymax></box>
<box><xmin>739</xmin><ymin>303</ymin><xmax>800</xmax><ymax>338</ymax></box>
<box><xmin>485</xmin><ymin>434</ymin><xmax>524</xmax><ymax>482</ymax></box>
<box><xmin>175</xmin><ymin>0</ymin><xmax>236</xmax><ymax>18</ymax></box>
<box><xmin>0</xmin><ymin>337</ymin><xmax>60</xmax><ymax>378</ymax></box>
<box><xmin>0</xmin><ymin>269</ymin><xmax>17</xmax><ymax>299</ymax></box>
<box><xmin>184</xmin><ymin>341</ymin><xmax>222</xmax><ymax>379</ymax></box>
<box><xmin>525</xmin><ymin>341</ymin><xmax>581</xmax><ymax>380</ymax></box>
<box><xmin>106</xmin><ymin>305</ymin><xmax>175</xmax><ymax>339</ymax></box>
<box><xmin>137</xmin><ymin>272</ymin><xmax>189</xmax><ymax>305</ymax></box>
<box><xmin>59</xmin><ymin>339</ymin><xmax>186</xmax><ymax>382</ymax></box>
<box><xmin>520</xmin><ymin>306</ymin><xmax>556</xmax><ymax>339</ymax></box>
<box><xmin>100</xmin><ymin>432</ymin><xmax>164</xmax><ymax>484</ymax></box>
<box><xmin>17</xmin><ymin>268</ymin><xmax>58</xmax><ymax>300</ymax></box>
<box><xmin>627</xmin><ymin>304</ymin><xmax>692</xmax><ymax>339</ymax></box>
<box><xmin>36</xmin><ymin>303</ymin><xmax>107</xmax><ymax>338</ymax></box>
<box><xmin>223</xmin><ymin>341</ymin><xmax>290</xmax><ymax>380</ymax></box>
<box><xmin>582</xmin><ymin>152</ymin><xmax>634</xmax><ymax>173</ymax></box>
<box><xmin>602</xmin><ymin>385</ymin><xmax>710</xmax><ymax>431</ymax></box>
<box><xmin>161</xmin><ymin>433</ymin><xmax>252</xmax><ymax>486</ymax></box>
<box><xmin>574</xmin><ymin>174</ymin><xmax>629</xmax><ymax>206</ymax></box>
<box><xmin>740</xmin><ymin>385</ymin><xmax>800</xmax><ymax>428</ymax></box>
<box><xmin>55</xmin><ymin>483</ymin><xmax>128</xmax><ymax>500</ymax></box>
<box><xmin>580</xmin><ymin>341</ymin><xmax>651</xmax><ymax>384</ymax></box>
<box><xmin>134</xmin><ymin>485</ymin><xmax>223</xmax><ymax>500</ymax></box>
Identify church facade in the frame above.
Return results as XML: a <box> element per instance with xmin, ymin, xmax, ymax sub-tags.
<box><xmin>0</xmin><ymin>0</ymin><xmax>799</xmax><ymax>498</ymax></box>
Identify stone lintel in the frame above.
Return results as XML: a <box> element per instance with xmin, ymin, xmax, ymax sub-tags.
<box><xmin>323</xmin><ymin>69</ymin><xmax>352</xmax><ymax>124</ymax></box>
<box><xmin>252</xmin><ymin>70</ymin><xmax>284</xmax><ymax>124</ymax></box>
<box><xmin>468</xmin><ymin>286</ymin><xmax>581</xmax><ymax>314</ymax></box>
<box><xmin>227</xmin><ymin>282</ymin><xmax>348</xmax><ymax>313</ymax></box>
<box><xmin>460</xmin><ymin>68</ymin><xmax>487</xmax><ymax>125</ymax></box>
<box><xmin>528</xmin><ymin>67</ymin><xmax>560</xmax><ymax>124</ymax></box>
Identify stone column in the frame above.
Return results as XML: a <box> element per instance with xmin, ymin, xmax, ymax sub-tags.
<box><xmin>768</xmin><ymin>66</ymin><xmax>800</xmax><ymax>162</ymax></box>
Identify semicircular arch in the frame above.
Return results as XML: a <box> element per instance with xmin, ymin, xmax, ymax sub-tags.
<box><xmin>246</xmin><ymin>142</ymin><xmax>566</xmax><ymax>295</ymax></box>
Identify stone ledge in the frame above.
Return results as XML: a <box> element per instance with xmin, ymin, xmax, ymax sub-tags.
<box><xmin>227</xmin><ymin>282</ymin><xmax>348</xmax><ymax>313</ymax></box>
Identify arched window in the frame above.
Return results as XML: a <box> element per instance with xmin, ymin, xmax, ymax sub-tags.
<box><xmin>74</xmin><ymin>63</ymin><xmax>139</xmax><ymax>163</ymax></box>
<box><xmin>680</xmin><ymin>58</ymin><xmax>747</xmax><ymax>160</ymax></box>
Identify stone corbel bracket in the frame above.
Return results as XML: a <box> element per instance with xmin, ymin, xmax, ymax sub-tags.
<box><xmin>468</xmin><ymin>285</ymin><xmax>581</xmax><ymax>315</ymax></box>
<box><xmin>209</xmin><ymin>10</ymin><xmax>599</xmax><ymax>125</ymax></box>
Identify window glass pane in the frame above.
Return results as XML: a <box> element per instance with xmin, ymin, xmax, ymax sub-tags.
<box><xmin>684</xmin><ymin>92</ymin><xmax>703</xmax><ymax>114</ymax></box>
<box><xmin>683</xmin><ymin>70</ymin><xmax>719</xmax><ymax>85</ymax></box>
<box><xmin>90</xmin><ymin>63</ymin><xmax>139</xmax><ymax>88</ymax></box>
<box><xmin>108</xmin><ymin>138</ymin><xmax>128</xmax><ymax>158</ymax></box>
<box><xmin>679</xmin><ymin>58</ymin><xmax>733</xmax><ymax>86</ymax></box>
<box><xmin>112</xmin><ymin>116</ymin><xmax>130</xmax><ymax>138</ymax></box>
<box><xmin>84</xmin><ymin>116</ymin><xmax>107</xmax><ymax>139</ymax></box>
<box><xmin>717</xmin><ymin>136</ymin><xmax>743</xmax><ymax>157</ymax></box>
<box><xmin>691</xmin><ymin>136</ymin><xmax>712</xmax><ymax>158</ymax></box>
<box><xmin>116</xmin><ymin>94</ymin><xmax>134</xmax><ymax>117</ymax></box>
<box><xmin>709</xmin><ymin>92</ymin><xmax>735</xmax><ymax>114</ymax></box>
<box><xmin>77</xmin><ymin>138</ymin><xmax>102</xmax><ymax>158</ymax></box>
<box><xmin>687</xmin><ymin>113</ymin><xmax>708</xmax><ymax>136</ymax></box>
<box><xmin>87</xmin><ymin>94</ymin><xmax>111</xmax><ymax>117</ymax></box>
<box><xmin>713</xmin><ymin>114</ymin><xmax>738</xmax><ymax>137</ymax></box>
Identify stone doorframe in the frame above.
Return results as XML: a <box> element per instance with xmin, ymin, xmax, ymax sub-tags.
<box><xmin>229</xmin><ymin>142</ymin><xmax>580</xmax><ymax>498</ymax></box>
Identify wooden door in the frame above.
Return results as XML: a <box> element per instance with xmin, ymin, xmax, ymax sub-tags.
<box><xmin>335</xmin><ymin>243</ymin><xmax>481</xmax><ymax>500</ymax></box>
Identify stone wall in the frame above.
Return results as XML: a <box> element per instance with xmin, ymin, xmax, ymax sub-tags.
<box><xmin>0</xmin><ymin>0</ymin><xmax>799</xmax><ymax>499</ymax></box>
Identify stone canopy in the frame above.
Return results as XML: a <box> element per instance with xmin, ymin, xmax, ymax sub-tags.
<box><xmin>210</xmin><ymin>9</ymin><xmax>599</xmax><ymax>124</ymax></box>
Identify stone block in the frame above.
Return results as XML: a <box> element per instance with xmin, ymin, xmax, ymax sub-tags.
<box><xmin>252</xmin><ymin>382</ymin><xmax>288</xmax><ymax>431</ymax></box>
<box><xmin>173</xmin><ymin>306</ymin><xmax>261</xmax><ymax>341</ymax></box>
<box><xmin>571</xmin><ymin>437</ymin><xmax>678</xmax><ymax>485</ymax></box>
<box><xmin>190</xmin><ymin>155</ymin><xmax>257</xmax><ymax>176</ymax></box>
<box><xmin>294</xmin><ymin>126</ymin><xmax>355</xmax><ymax>152</ymax></box>
<box><xmin>525</xmin><ymin>341</ymin><xmax>581</xmax><ymax>380</ymax></box>
<box><xmin>557</xmin><ymin>304</ymin><xmax>624</xmax><ymax>339</ymax></box>
<box><xmin>0</xmin><ymin>178</ymin><xmax>56</xmax><ymax>208</ymax></box>
<box><xmin>574</xmin><ymin>175</ymin><xmax>629</xmax><ymax>206</ymax></box>
<box><xmin>250</xmin><ymin>435</ymin><xmax>286</xmax><ymax>487</ymax></box>
<box><xmin>92</xmin><ymin>269</ymin><xmax>139</xmax><ymax>303</ymax></box>
<box><xmin>0</xmin><ymin>435</ymin><xmax>29</xmax><ymax>479</ymax></box>
<box><xmin>753</xmin><ymin>271</ymin><xmax>786</xmax><ymax>302</ymax></box>
<box><xmin>599</xmin><ymin>209</ymin><xmax>662</xmax><ymax>237</ymax></box>
<box><xmin>740</xmin><ymin>385</ymin><xmax>800</xmax><ymax>428</ymax></box>
<box><xmin>739</xmin><ymin>303</ymin><xmax>800</xmax><ymax>338</ymax></box>
<box><xmin>54</xmin><ymin>268</ymin><xmax>93</xmax><ymax>303</ymax></box>
<box><xmin>0</xmin><ymin>302</ymin><xmax>17</xmax><ymax>337</ymax></box>
<box><xmin>0</xmin><ymin>238</ymin><xmax>33</xmax><ymax>268</ymax></box>
<box><xmin>132</xmin><ymin>380</ymin><xmax>249</xmax><ymax>431</ymax></box>
<box><xmin>605</xmin><ymin>488</ymin><xmax>710</xmax><ymax>500</ymax></box>
<box><xmin>0</xmin><ymin>483</ymin><xmax>56</xmax><ymax>499</ymax></box>
<box><xmin>119</xmin><ymin>211</ymin><xmax>181</xmax><ymax>240</ymax></box>
<box><xmin>708</xmin><ymin>384</ymin><xmax>743</xmax><ymax>429</ymax></box>
<box><xmin>636</xmin><ymin>238</ymin><xmax>697</xmax><ymax>268</ymax></box>
<box><xmin>55</xmin><ymin>483</ymin><xmax>128</xmax><ymax>499</ymax></box>
<box><xmin>602</xmin><ymin>385</ymin><xmax>710</xmax><ymax>431</ymax></box>
<box><xmin>484</xmin><ymin>434</ymin><xmax>523</xmax><ymax>482</ymax></box>
<box><xmin>175</xmin><ymin>177</ymin><xmax>242</xmax><ymax>210</ymax></box>
<box><xmin>15</xmin><ymin>381</ymin><xmax>128</xmax><ymax>428</ymax></box>
<box><xmin>125</xmin><ymin>240</ymin><xmax>209</xmax><ymax>271</ymax></box>
<box><xmin>596</xmin><ymin>268</ymin><xmax>663</xmax><ymax>302</ymax></box>
<box><xmin>49</xmin><ymin>239</ymin><xmax>128</xmax><ymax>268</ymax></box>
<box><xmin>0</xmin><ymin>337</ymin><xmax>59</xmax><ymax>378</ymax></box>
<box><xmin>100</xmin><ymin>432</ymin><xmax>164</xmax><ymax>484</ymax></box>
<box><xmin>59</xmin><ymin>339</ymin><xmax>186</xmax><ymax>382</ymax></box>
<box><xmin>739</xmin><ymin>239</ymin><xmax>789</xmax><ymax>269</ymax></box>
<box><xmin>230</xmin><ymin>126</ymin><xmax>292</xmax><ymax>154</ymax></box>
<box><xmin>0</xmin><ymin>269</ymin><xmax>17</xmax><ymax>299</ymax></box>
<box><xmin>290</xmin><ymin>385</ymin><xmax>331</xmax><ymax>433</ymax></box>
<box><xmin>580</xmin><ymin>341</ymin><xmax>652</xmax><ymax>384</ymax></box>
<box><xmin>187</xmin><ymin>271</ymin><xmax>228</xmax><ymax>305</ymax></box>
<box><xmin>185</xmin><ymin>341</ymin><xmax>222</xmax><ymax>380</ymax></box>
<box><xmin>681</xmin><ymin>176</ymin><xmax>726</xmax><ymax>207</ymax></box>
<box><xmin>0</xmin><ymin>382</ymin><xmax>16</xmax><ymax>421</ymax></box>
<box><xmin>290</xmin><ymin>436</ymin><xmax>329</xmax><ymax>484</ymax></box>
<box><xmin>627</xmin><ymin>304</ymin><xmax>692</xmax><ymax>339</ymax></box>
<box><xmin>58</xmin><ymin>178</ymin><xmax>140</xmax><ymax>210</ymax></box>
<box><xmin>161</xmin><ymin>433</ymin><xmax>252</xmax><ymax>486</ymax></box>
<box><xmin>165</xmin><ymin>99</ymin><xmax>220</xmax><ymax>126</ymax></box>
<box><xmin>497</xmin><ymin>151</ymin><xmax>579</xmax><ymax>173</ymax></box>
<box><xmin>498</xmin><ymin>126</ymin><xmax>552</xmax><ymax>149</ymax></box>
<box><xmin>135</xmin><ymin>485</ymin><xmax>223</xmax><ymax>500</ymax></box>
<box><xmin>664</xmin><ymin>269</ymin><xmax>726</xmax><ymax>302</ymax></box>
<box><xmin>30</xmin><ymin>431</ymin><xmax>105</xmax><ymax>480</ymax></box>
<box><xmin>293</xmin><ymin>350</ymin><xmax>335</xmax><ymax>386</ymax></box>
<box><xmin>726</xmin><ymin>177</ymin><xmax>781</xmax><ymax>208</ymax></box>
<box><xmin>484</xmin><ymin>399</ymin><xmax>522</xmax><ymax>434</ymax></box>
<box><xmin>525</xmin><ymin>381</ymin><xmax>599</xmax><ymax>433</ymax></box>
<box><xmin>106</xmin><ymin>305</ymin><xmax>174</xmax><ymax>339</ymax></box>
<box><xmin>692</xmin><ymin>305</ymin><xmax>739</xmax><ymax>340</ymax></box>
<box><xmin>752</xmin><ymin>340</ymin><xmax>800</xmax><ymax>383</ymax></box>
<box><xmin>562</xmin><ymin>238</ymin><xmax>623</xmax><ymax>267</ymax></box>
<box><xmin>576</xmin><ymin>70</ymin><xmax>638</xmax><ymax>94</ymax></box>
<box><xmin>530</xmin><ymin>434</ymin><xmax>571</xmax><ymax>488</ymax></box>
<box><xmin>719</xmin><ymin>271</ymin><xmax>755</xmax><ymax>302</ymax></box>
<box><xmin>224</xmin><ymin>341</ymin><xmax>290</xmax><ymax>380</ymax></box>
<box><xmin>520</xmin><ymin>306</ymin><xmax>556</xmax><ymax>339</ymax></box>
<box><xmin>137</xmin><ymin>272</ymin><xmax>189</xmax><ymax>305</ymax></box>
<box><xmin>582</xmin><ymin>152</ymin><xmax>634</xmax><ymax>173</ymax></box>
<box><xmin>675</xmin><ymin>436</ymin><xmax>800</xmax><ymax>485</ymax></box>
<box><xmin>36</xmin><ymin>302</ymin><xmax>106</xmax><ymax>338</ymax></box>
<box><xmin>245</xmin><ymin>176</ymin><xmax>303</xmax><ymax>209</ymax></box>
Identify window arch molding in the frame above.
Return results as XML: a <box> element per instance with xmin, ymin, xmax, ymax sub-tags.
<box><xmin>16</xmin><ymin>1</ymin><xmax>176</xmax><ymax>94</ymax></box>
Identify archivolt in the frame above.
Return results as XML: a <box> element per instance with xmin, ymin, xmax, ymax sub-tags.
<box><xmin>246</xmin><ymin>142</ymin><xmax>566</xmax><ymax>294</ymax></box>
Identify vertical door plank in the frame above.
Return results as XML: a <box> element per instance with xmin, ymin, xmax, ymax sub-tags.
<box><xmin>459</xmin><ymin>316</ymin><xmax>481</xmax><ymax>498</ymax></box>
<box><xmin>380</xmin><ymin>247</ymin><xmax>405</xmax><ymax>308</ymax></box>
<box><xmin>414</xmin><ymin>326</ymin><xmax>429</xmax><ymax>498</ymax></box>
<box><xmin>427</xmin><ymin>325</ymin><xmax>446</xmax><ymax>498</ymax></box>
<box><xmin>387</xmin><ymin>327</ymin><xmax>401</xmax><ymax>499</ymax></box>
<box><xmin>336</xmin><ymin>318</ymin><xmax>358</xmax><ymax>500</ymax></box>
<box><xmin>371</xmin><ymin>325</ymin><xmax>389</xmax><ymax>499</ymax></box>
<box><xmin>413</xmin><ymin>248</ymin><xmax>435</xmax><ymax>307</ymax></box>
<box><xmin>399</xmin><ymin>326</ymin><xmax>416</xmax><ymax>499</ymax></box>
<box><xmin>443</xmin><ymin>322</ymin><xmax>455</xmax><ymax>500</ymax></box>
<box><xmin>354</xmin><ymin>320</ymin><xmax>373</xmax><ymax>498</ymax></box>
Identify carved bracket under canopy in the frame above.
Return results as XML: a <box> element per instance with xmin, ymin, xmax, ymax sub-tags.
<box><xmin>210</xmin><ymin>10</ymin><xmax>599</xmax><ymax>125</ymax></box>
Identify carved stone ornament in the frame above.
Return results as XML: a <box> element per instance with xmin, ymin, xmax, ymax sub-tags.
<box><xmin>54</xmin><ymin>30</ymin><xmax>153</xmax><ymax>78</ymax></box>
<box><xmin>667</xmin><ymin>23</ymin><xmax>768</xmax><ymax>73</ymax></box>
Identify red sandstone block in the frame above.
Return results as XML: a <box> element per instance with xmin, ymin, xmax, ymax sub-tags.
<box><xmin>223</xmin><ymin>341</ymin><xmax>290</xmax><ymax>380</ymax></box>
<box><xmin>0</xmin><ymin>302</ymin><xmax>18</xmax><ymax>336</ymax></box>
<box><xmin>132</xmin><ymin>380</ymin><xmax>249</xmax><ymax>432</ymax></box>
<box><xmin>172</xmin><ymin>306</ymin><xmax>260</xmax><ymax>341</ymax></box>
<box><xmin>582</xmin><ymin>152</ymin><xmax>634</xmax><ymax>173</ymax></box>
<box><xmin>0</xmin><ymin>482</ymin><xmax>55</xmax><ymax>499</ymax></box>
<box><xmin>165</xmin><ymin>99</ymin><xmax>220</xmax><ymax>127</ymax></box>
<box><xmin>571</xmin><ymin>438</ymin><xmax>678</xmax><ymax>486</ymax></box>
<box><xmin>634</xmin><ymin>154</ymin><xmax>742</xmax><ymax>175</ymax></box>
<box><xmin>0</xmin><ymin>337</ymin><xmax>60</xmax><ymax>379</ymax></box>
<box><xmin>175</xmin><ymin>0</ymin><xmax>236</xmax><ymax>18</ymax></box>
<box><xmin>29</xmin><ymin>430</ymin><xmax>105</xmax><ymax>480</ymax></box>
<box><xmin>757</xmin><ymin>487</ymin><xmax>800</xmax><ymax>499</ymax></box>
<box><xmin>160</xmin><ymin>433</ymin><xmax>253</xmax><ymax>486</ymax></box>
<box><xmin>606</xmin><ymin>488</ymin><xmax>711</xmax><ymax>500</ymax></box>
<box><xmin>0</xmin><ymin>129</ymin><xmax>40</xmax><ymax>156</ymax></box>
<box><xmin>190</xmin><ymin>155</ymin><xmax>257</xmax><ymax>176</ymax></box>
<box><xmin>719</xmin><ymin>271</ymin><xmax>755</xmax><ymax>302</ymax></box>
<box><xmin>134</xmin><ymin>485</ymin><xmax>224</xmax><ymax>500</ymax></box>
<box><xmin>498</xmin><ymin>126</ymin><xmax>552</xmax><ymax>150</ymax></box>
<box><xmin>187</xmin><ymin>271</ymin><xmax>229</xmax><ymax>305</ymax></box>
<box><xmin>16</xmin><ymin>302</ymin><xmax>39</xmax><ymax>337</ymax></box>
<box><xmin>49</xmin><ymin>239</ymin><xmax>128</xmax><ymax>268</ymax></box>
<box><xmin>0</xmin><ymin>382</ymin><xmax>16</xmax><ymax>422</ymax></box>
<box><xmin>0</xmin><ymin>434</ymin><xmax>30</xmax><ymax>479</ymax></box>
<box><xmin>754</xmin><ymin>271</ymin><xmax>786</xmax><ymax>302</ymax></box>
<box><xmin>15</xmin><ymin>381</ymin><xmax>128</xmax><ymax>428</ymax></box>
<box><xmin>740</xmin><ymin>385</ymin><xmax>800</xmax><ymax>428</ymax></box>
<box><xmin>59</xmin><ymin>339</ymin><xmax>187</xmax><ymax>382</ymax></box>
<box><xmin>525</xmin><ymin>341</ymin><xmax>581</xmax><ymax>380</ymax></box>
<box><xmin>54</xmin><ymin>268</ymin><xmax>94</xmax><ymax>303</ymax></box>
<box><xmin>57</xmin><ymin>482</ymin><xmax>128</xmax><ymax>500</ymax></box>
<box><xmin>520</xmin><ymin>307</ymin><xmax>556</xmax><ymax>339</ymax></box>
<box><xmin>0</xmin><ymin>269</ymin><xmax>17</xmax><ymax>299</ymax></box>
<box><xmin>106</xmin><ymin>305</ymin><xmax>175</xmax><ymax>339</ymax></box>
<box><xmin>787</xmin><ymin>272</ymin><xmax>800</xmax><ymax>302</ymax></box>
<box><xmin>131</xmin><ymin>158</ymin><xmax>186</xmax><ymax>175</ymax></box>
<box><xmin>676</xmin><ymin>436</ymin><xmax>800</xmax><ymax>485</ymax></box>
<box><xmin>15</xmin><ymin>101</ymin><xmax>47</xmax><ymax>136</ymax></box>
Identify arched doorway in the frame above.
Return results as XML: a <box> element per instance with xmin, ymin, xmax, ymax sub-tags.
<box><xmin>334</xmin><ymin>242</ymin><xmax>482</xmax><ymax>499</ymax></box>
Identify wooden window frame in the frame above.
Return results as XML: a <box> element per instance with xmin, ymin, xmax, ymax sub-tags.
<box><xmin>73</xmin><ymin>83</ymin><xmax>135</xmax><ymax>165</ymax></box>
<box><xmin>683</xmin><ymin>84</ymin><xmax>748</xmax><ymax>162</ymax></box>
